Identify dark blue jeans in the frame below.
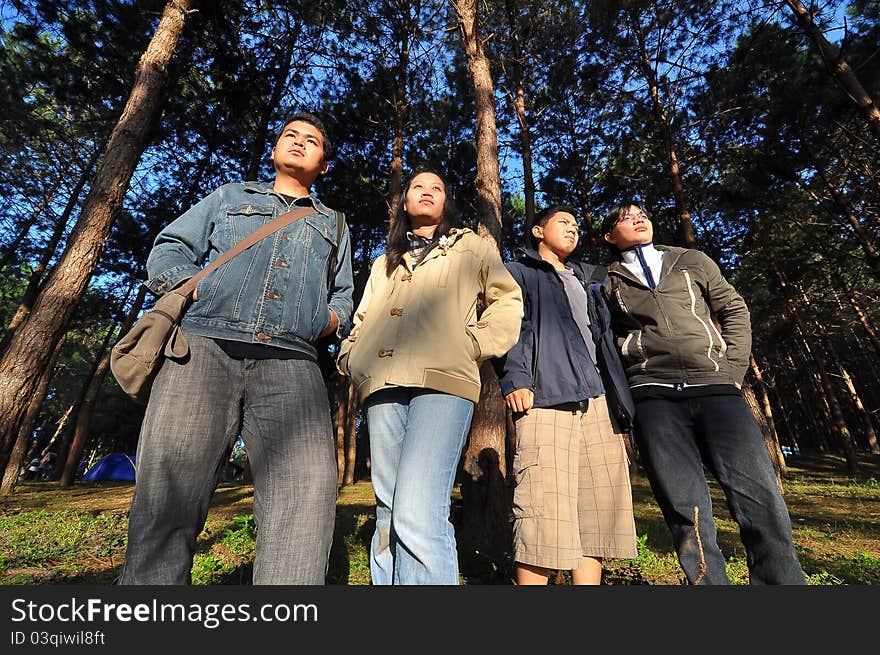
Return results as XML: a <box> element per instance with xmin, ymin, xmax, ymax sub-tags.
<box><xmin>119</xmin><ymin>333</ymin><xmax>337</xmax><ymax>585</ymax></box>
<box><xmin>633</xmin><ymin>392</ymin><xmax>805</xmax><ymax>585</ymax></box>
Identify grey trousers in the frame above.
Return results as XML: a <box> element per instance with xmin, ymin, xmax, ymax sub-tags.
<box><xmin>119</xmin><ymin>333</ymin><xmax>337</xmax><ymax>585</ymax></box>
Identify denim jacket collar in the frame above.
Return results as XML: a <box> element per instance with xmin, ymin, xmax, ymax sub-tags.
<box><xmin>241</xmin><ymin>180</ymin><xmax>334</xmax><ymax>218</ymax></box>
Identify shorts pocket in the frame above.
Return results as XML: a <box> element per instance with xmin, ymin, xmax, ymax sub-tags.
<box><xmin>512</xmin><ymin>446</ymin><xmax>544</xmax><ymax>519</ymax></box>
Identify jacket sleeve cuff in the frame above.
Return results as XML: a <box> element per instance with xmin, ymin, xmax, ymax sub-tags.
<box><xmin>336</xmin><ymin>337</ymin><xmax>354</xmax><ymax>376</ymax></box>
<box><xmin>329</xmin><ymin>301</ymin><xmax>352</xmax><ymax>339</ymax></box>
<box><xmin>500</xmin><ymin>376</ymin><xmax>532</xmax><ymax>397</ymax></box>
<box><xmin>144</xmin><ymin>265</ymin><xmax>201</xmax><ymax>296</ymax></box>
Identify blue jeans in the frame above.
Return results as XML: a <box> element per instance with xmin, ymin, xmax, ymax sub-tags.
<box><xmin>119</xmin><ymin>333</ymin><xmax>337</xmax><ymax>585</ymax></box>
<box><xmin>365</xmin><ymin>388</ymin><xmax>474</xmax><ymax>585</ymax></box>
<box><xmin>633</xmin><ymin>392</ymin><xmax>806</xmax><ymax>585</ymax></box>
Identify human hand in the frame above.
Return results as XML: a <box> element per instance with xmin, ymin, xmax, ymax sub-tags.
<box><xmin>319</xmin><ymin>309</ymin><xmax>339</xmax><ymax>338</ymax></box>
<box><xmin>505</xmin><ymin>388</ymin><xmax>534</xmax><ymax>415</ymax></box>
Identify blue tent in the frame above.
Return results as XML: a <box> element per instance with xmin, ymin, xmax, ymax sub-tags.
<box><xmin>83</xmin><ymin>453</ymin><xmax>136</xmax><ymax>481</ymax></box>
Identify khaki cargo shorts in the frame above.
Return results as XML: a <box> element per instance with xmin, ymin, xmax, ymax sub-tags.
<box><xmin>511</xmin><ymin>395</ymin><xmax>638</xmax><ymax>569</ymax></box>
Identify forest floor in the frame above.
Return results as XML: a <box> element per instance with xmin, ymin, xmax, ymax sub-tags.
<box><xmin>1</xmin><ymin>453</ymin><xmax>879</xmax><ymax>585</ymax></box>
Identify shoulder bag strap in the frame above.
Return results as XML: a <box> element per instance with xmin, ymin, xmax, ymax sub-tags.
<box><xmin>326</xmin><ymin>210</ymin><xmax>347</xmax><ymax>293</ymax></box>
<box><xmin>175</xmin><ymin>206</ymin><xmax>314</xmax><ymax>297</ymax></box>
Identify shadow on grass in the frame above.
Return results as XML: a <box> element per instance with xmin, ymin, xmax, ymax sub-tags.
<box><xmin>327</xmin><ymin>503</ymin><xmax>375</xmax><ymax>585</ymax></box>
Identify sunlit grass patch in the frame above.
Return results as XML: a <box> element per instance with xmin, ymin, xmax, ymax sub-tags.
<box><xmin>0</xmin><ymin>509</ymin><xmax>127</xmax><ymax>570</ymax></box>
<box><xmin>191</xmin><ymin>514</ymin><xmax>256</xmax><ymax>585</ymax></box>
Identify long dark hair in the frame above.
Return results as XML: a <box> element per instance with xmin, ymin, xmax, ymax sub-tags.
<box><xmin>384</xmin><ymin>167</ymin><xmax>461</xmax><ymax>277</ymax></box>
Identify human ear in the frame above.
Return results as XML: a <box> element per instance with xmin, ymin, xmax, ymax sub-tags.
<box><xmin>531</xmin><ymin>225</ymin><xmax>543</xmax><ymax>241</ymax></box>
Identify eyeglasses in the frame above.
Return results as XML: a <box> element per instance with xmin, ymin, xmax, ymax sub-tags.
<box><xmin>616</xmin><ymin>211</ymin><xmax>650</xmax><ymax>226</ymax></box>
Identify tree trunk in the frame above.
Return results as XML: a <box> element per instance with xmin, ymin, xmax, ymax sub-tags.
<box><xmin>774</xmin><ymin>263</ymin><xmax>859</xmax><ymax>471</ymax></box>
<box><xmin>783</xmin><ymin>0</ymin><xmax>880</xmax><ymax>139</ymax></box>
<box><xmin>52</xmin><ymin>309</ymin><xmax>130</xmax><ymax>483</ymax></box>
<box><xmin>60</xmin><ymin>285</ymin><xmax>149</xmax><ymax>487</ymax></box>
<box><xmin>1</xmin><ymin>147</ymin><xmax>102</xmax><ymax>355</ymax></box>
<box><xmin>455</xmin><ymin>0</ymin><xmax>503</xmax><ymax>243</ymax></box>
<box><xmin>849</xmin><ymin>291</ymin><xmax>880</xmax><ymax>359</ymax></box>
<box><xmin>56</xmin><ymin>326</ymin><xmax>117</xmax><ymax>485</ymax></box>
<box><xmin>454</xmin><ymin>0</ymin><xmax>511</xmax><ymax>582</ymax></box>
<box><xmin>627</xmin><ymin>10</ymin><xmax>696</xmax><ymax>248</ymax></box>
<box><xmin>821</xmin><ymin>273</ymin><xmax>880</xmax><ymax>454</ymax></box>
<box><xmin>750</xmin><ymin>355</ymin><xmax>788</xmax><ymax>478</ymax></box>
<box><xmin>343</xmin><ymin>382</ymin><xmax>358</xmax><ymax>485</ymax></box>
<box><xmin>810</xmin><ymin>159</ymin><xmax>880</xmax><ymax>279</ymax></box>
<box><xmin>0</xmin><ymin>0</ymin><xmax>192</xmax><ymax>477</ymax></box>
<box><xmin>826</xmin><ymin>267</ymin><xmax>880</xmax><ymax>360</ymax></box>
<box><xmin>37</xmin><ymin>404</ymin><xmax>74</xmax><ymax>476</ymax></box>
<box><xmin>782</xmin><ymin>354</ymin><xmax>808</xmax><ymax>453</ymax></box>
<box><xmin>334</xmin><ymin>375</ymin><xmax>348</xmax><ymax>487</ymax></box>
<box><xmin>0</xmin><ymin>183</ymin><xmax>59</xmax><ymax>274</ymax></box>
<box><xmin>768</xmin><ymin>367</ymin><xmax>798</xmax><ymax>453</ymax></box>
<box><xmin>457</xmin><ymin>361</ymin><xmax>512</xmax><ymax>581</ymax></box>
<box><xmin>244</xmin><ymin>19</ymin><xmax>299</xmax><ymax>180</ymax></box>
<box><xmin>0</xmin><ymin>336</ymin><xmax>66</xmax><ymax>495</ymax></box>
<box><xmin>742</xmin><ymin>380</ymin><xmax>784</xmax><ymax>492</ymax></box>
<box><xmin>388</xmin><ymin>12</ymin><xmax>410</xmax><ymax>220</ymax></box>
<box><xmin>24</xmin><ymin>415</ymin><xmax>53</xmax><ymax>466</ymax></box>
<box><xmin>839</xmin><ymin>364</ymin><xmax>880</xmax><ymax>454</ymax></box>
<box><xmin>503</xmin><ymin>0</ymin><xmax>536</xmax><ymax>226</ymax></box>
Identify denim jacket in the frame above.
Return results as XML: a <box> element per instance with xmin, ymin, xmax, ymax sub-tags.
<box><xmin>145</xmin><ymin>181</ymin><xmax>354</xmax><ymax>360</ymax></box>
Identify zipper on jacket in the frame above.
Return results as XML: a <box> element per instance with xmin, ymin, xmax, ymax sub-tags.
<box><xmin>614</xmin><ymin>285</ymin><xmax>649</xmax><ymax>373</ymax></box>
<box><xmin>682</xmin><ymin>269</ymin><xmax>720</xmax><ymax>372</ymax></box>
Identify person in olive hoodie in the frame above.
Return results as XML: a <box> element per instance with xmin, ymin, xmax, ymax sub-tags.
<box><xmin>337</xmin><ymin>167</ymin><xmax>522</xmax><ymax>585</ymax></box>
<box><xmin>496</xmin><ymin>205</ymin><xmax>638</xmax><ymax>585</ymax></box>
<box><xmin>601</xmin><ymin>201</ymin><xmax>805</xmax><ymax>585</ymax></box>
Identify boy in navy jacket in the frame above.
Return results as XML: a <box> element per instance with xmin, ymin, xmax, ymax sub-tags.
<box><xmin>495</xmin><ymin>206</ymin><xmax>637</xmax><ymax>584</ymax></box>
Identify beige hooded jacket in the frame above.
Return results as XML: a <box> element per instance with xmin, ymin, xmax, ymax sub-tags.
<box><xmin>337</xmin><ymin>228</ymin><xmax>523</xmax><ymax>404</ymax></box>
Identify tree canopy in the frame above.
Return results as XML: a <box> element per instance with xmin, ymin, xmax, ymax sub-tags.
<box><xmin>0</xmin><ymin>0</ymin><xmax>878</xmax><ymax>482</ymax></box>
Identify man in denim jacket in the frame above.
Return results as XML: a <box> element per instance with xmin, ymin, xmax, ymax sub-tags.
<box><xmin>120</xmin><ymin>112</ymin><xmax>353</xmax><ymax>585</ymax></box>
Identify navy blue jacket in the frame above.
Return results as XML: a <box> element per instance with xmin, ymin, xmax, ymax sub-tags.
<box><xmin>495</xmin><ymin>248</ymin><xmax>635</xmax><ymax>430</ymax></box>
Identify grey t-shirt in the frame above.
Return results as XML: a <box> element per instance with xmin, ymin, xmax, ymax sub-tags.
<box><xmin>556</xmin><ymin>267</ymin><xmax>598</xmax><ymax>365</ymax></box>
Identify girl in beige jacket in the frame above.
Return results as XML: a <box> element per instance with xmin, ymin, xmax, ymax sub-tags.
<box><xmin>337</xmin><ymin>168</ymin><xmax>522</xmax><ymax>584</ymax></box>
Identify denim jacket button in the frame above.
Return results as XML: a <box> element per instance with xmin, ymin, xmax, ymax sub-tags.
<box><xmin>267</xmin><ymin>291</ymin><xmax>280</xmax><ymax>299</ymax></box>
<box><xmin>257</xmin><ymin>332</ymin><xmax>270</xmax><ymax>340</ymax></box>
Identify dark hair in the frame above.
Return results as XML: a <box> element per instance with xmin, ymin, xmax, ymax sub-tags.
<box><xmin>601</xmin><ymin>201</ymin><xmax>652</xmax><ymax>244</ymax></box>
<box><xmin>384</xmin><ymin>167</ymin><xmax>461</xmax><ymax>277</ymax></box>
<box><xmin>276</xmin><ymin>112</ymin><xmax>332</xmax><ymax>160</ymax></box>
<box><xmin>527</xmin><ymin>205</ymin><xmax>578</xmax><ymax>250</ymax></box>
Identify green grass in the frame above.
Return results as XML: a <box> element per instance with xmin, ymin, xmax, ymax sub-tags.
<box><xmin>191</xmin><ymin>514</ymin><xmax>256</xmax><ymax>585</ymax></box>
<box><xmin>2</xmin><ymin>453</ymin><xmax>878</xmax><ymax>585</ymax></box>
<box><xmin>0</xmin><ymin>509</ymin><xmax>128</xmax><ymax>583</ymax></box>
